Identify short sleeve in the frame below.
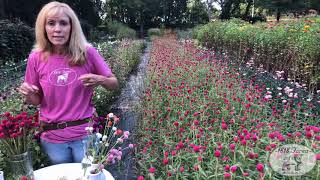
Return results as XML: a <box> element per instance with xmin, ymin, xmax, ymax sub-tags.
<box><xmin>25</xmin><ymin>52</ymin><xmax>41</xmax><ymax>88</ymax></box>
<box><xmin>87</xmin><ymin>46</ymin><xmax>112</xmax><ymax>77</ymax></box>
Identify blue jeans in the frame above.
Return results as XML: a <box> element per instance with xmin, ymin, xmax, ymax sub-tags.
<box><xmin>40</xmin><ymin>136</ymin><xmax>88</xmax><ymax>165</ymax></box>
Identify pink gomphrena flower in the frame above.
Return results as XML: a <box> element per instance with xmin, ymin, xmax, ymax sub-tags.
<box><xmin>311</xmin><ymin>126</ymin><xmax>320</xmax><ymax>133</ymax></box>
<box><xmin>316</xmin><ymin>154</ymin><xmax>320</xmax><ymax>160</ymax></box>
<box><xmin>128</xmin><ymin>144</ymin><xmax>134</xmax><ymax>149</ymax></box>
<box><xmin>137</xmin><ymin>176</ymin><xmax>144</xmax><ymax>180</ymax></box>
<box><xmin>193</xmin><ymin>145</ymin><xmax>201</xmax><ymax>153</ymax></box>
<box><xmin>243</xmin><ymin>172</ymin><xmax>250</xmax><ymax>177</ymax></box>
<box><xmin>193</xmin><ymin>120</ymin><xmax>200</xmax><ymax>126</ymax></box>
<box><xmin>270</xmin><ymin>143</ymin><xmax>277</xmax><ymax>148</ymax></box>
<box><xmin>179</xmin><ymin>166</ymin><xmax>185</xmax><ymax>172</ymax></box>
<box><xmin>171</xmin><ymin>150</ymin><xmax>177</xmax><ymax>156</ymax></box>
<box><xmin>295</xmin><ymin>131</ymin><xmax>302</xmax><ymax>137</ymax></box>
<box><xmin>193</xmin><ymin>164</ymin><xmax>199</xmax><ymax>171</ymax></box>
<box><xmin>265</xmin><ymin>145</ymin><xmax>271</xmax><ymax>151</ymax></box>
<box><xmin>277</xmin><ymin>134</ymin><xmax>286</xmax><ymax>142</ymax></box>
<box><xmin>248</xmin><ymin>152</ymin><xmax>255</xmax><ymax>159</ymax></box>
<box><xmin>176</xmin><ymin>141</ymin><xmax>184</xmax><ymax>150</ymax></box>
<box><xmin>256</xmin><ymin>163</ymin><xmax>264</xmax><ymax>172</ymax></box>
<box><xmin>315</xmin><ymin>136</ymin><xmax>320</xmax><ymax>141</ymax></box>
<box><xmin>224</xmin><ymin>172</ymin><xmax>231</xmax><ymax>179</ymax></box>
<box><xmin>164</xmin><ymin>151</ymin><xmax>169</xmax><ymax>157</ymax></box>
<box><xmin>233</xmin><ymin>136</ymin><xmax>239</xmax><ymax>142</ymax></box>
<box><xmin>224</xmin><ymin>165</ymin><xmax>230</xmax><ymax>171</ymax></box>
<box><xmin>240</xmin><ymin>139</ymin><xmax>247</xmax><ymax>146</ymax></box>
<box><xmin>163</xmin><ymin>158</ymin><xmax>169</xmax><ymax>165</ymax></box>
<box><xmin>193</xmin><ymin>112</ymin><xmax>200</xmax><ymax>117</ymax></box>
<box><xmin>214</xmin><ymin>150</ymin><xmax>221</xmax><ymax>157</ymax></box>
<box><xmin>149</xmin><ymin>167</ymin><xmax>156</xmax><ymax>173</ymax></box>
<box><xmin>230</xmin><ymin>165</ymin><xmax>237</xmax><ymax>173</ymax></box>
<box><xmin>222</xmin><ymin>156</ymin><xmax>229</xmax><ymax>162</ymax></box>
<box><xmin>221</xmin><ymin>122</ymin><xmax>228</xmax><ymax>130</ymax></box>
<box><xmin>305</xmin><ymin>131</ymin><xmax>313</xmax><ymax>139</ymax></box>
<box><xmin>229</xmin><ymin>143</ymin><xmax>236</xmax><ymax>151</ymax></box>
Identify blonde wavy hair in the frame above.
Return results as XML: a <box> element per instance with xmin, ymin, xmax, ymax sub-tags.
<box><xmin>34</xmin><ymin>1</ymin><xmax>88</xmax><ymax>66</ymax></box>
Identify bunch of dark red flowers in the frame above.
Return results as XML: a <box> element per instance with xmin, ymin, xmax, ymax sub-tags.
<box><xmin>0</xmin><ymin>111</ymin><xmax>39</xmax><ymax>156</ymax></box>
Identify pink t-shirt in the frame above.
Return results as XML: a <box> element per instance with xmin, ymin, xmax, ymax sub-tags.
<box><xmin>25</xmin><ymin>46</ymin><xmax>112</xmax><ymax>143</ymax></box>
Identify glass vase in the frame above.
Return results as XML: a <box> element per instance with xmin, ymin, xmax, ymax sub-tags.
<box><xmin>9</xmin><ymin>151</ymin><xmax>34</xmax><ymax>180</ymax></box>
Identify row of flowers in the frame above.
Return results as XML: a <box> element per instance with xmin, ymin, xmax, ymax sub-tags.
<box><xmin>193</xmin><ymin>17</ymin><xmax>320</xmax><ymax>93</ymax></box>
<box><xmin>135</xmin><ymin>36</ymin><xmax>319</xmax><ymax>179</ymax></box>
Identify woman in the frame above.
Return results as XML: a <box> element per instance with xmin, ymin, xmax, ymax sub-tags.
<box><xmin>19</xmin><ymin>1</ymin><xmax>118</xmax><ymax>164</ymax></box>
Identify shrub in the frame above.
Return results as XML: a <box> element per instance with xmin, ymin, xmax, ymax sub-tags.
<box><xmin>106</xmin><ymin>21</ymin><xmax>137</xmax><ymax>40</ymax></box>
<box><xmin>147</xmin><ymin>28</ymin><xmax>161</xmax><ymax>37</ymax></box>
<box><xmin>0</xmin><ymin>19</ymin><xmax>34</xmax><ymax>66</ymax></box>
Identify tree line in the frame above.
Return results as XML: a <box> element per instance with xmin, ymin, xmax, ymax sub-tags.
<box><xmin>0</xmin><ymin>0</ymin><xmax>319</xmax><ymax>30</ymax></box>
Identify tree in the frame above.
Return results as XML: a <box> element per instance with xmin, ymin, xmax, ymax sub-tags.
<box><xmin>188</xmin><ymin>0</ymin><xmax>209</xmax><ymax>26</ymax></box>
<box><xmin>257</xmin><ymin>0</ymin><xmax>316</xmax><ymax>21</ymax></box>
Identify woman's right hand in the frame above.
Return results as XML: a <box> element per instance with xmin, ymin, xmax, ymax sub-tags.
<box><xmin>19</xmin><ymin>82</ymin><xmax>39</xmax><ymax>97</ymax></box>
<box><xmin>19</xmin><ymin>82</ymin><xmax>41</xmax><ymax>105</ymax></box>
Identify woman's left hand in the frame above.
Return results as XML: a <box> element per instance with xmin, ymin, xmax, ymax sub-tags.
<box><xmin>78</xmin><ymin>73</ymin><xmax>103</xmax><ymax>87</ymax></box>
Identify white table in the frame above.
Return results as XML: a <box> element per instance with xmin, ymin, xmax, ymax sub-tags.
<box><xmin>34</xmin><ymin>163</ymin><xmax>114</xmax><ymax>180</ymax></box>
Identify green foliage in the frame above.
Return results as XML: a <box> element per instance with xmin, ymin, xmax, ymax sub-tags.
<box><xmin>0</xmin><ymin>88</ymin><xmax>37</xmax><ymax>115</ymax></box>
<box><xmin>147</xmin><ymin>28</ymin><xmax>162</xmax><ymax>37</ymax></box>
<box><xmin>175</xmin><ymin>28</ymin><xmax>193</xmax><ymax>39</ymax></box>
<box><xmin>0</xmin><ymin>19</ymin><xmax>34</xmax><ymax>66</ymax></box>
<box><xmin>187</xmin><ymin>0</ymin><xmax>209</xmax><ymax>26</ymax></box>
<box><xmin>1</xmin><ymin>0</ymin><xmax>101</xmax><ymax>26</ymax></box>
<box><xmin>93</xmin><ymin>40</ymin><xmax>145</xmax><ymax>115</ymax></box>
<box><xmin>194</xmin><ymin>17</ymin><xmax>320</xmax><ymax>92</ymax></box>
<box><xmin>106</xmin><ymin>21</ymin><xmax>137</xmax><ymax>40</ymax></box>
<box><xmin>116</xmin><ymin>26</ymin><xmax>137</xmax><ymax>40</ymax></box>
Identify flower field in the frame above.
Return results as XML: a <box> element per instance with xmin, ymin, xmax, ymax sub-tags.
<box><xmin>193</xmin><ymin>17</ymin><xmax>320</xmax><ymax>93</ymax></box>
<box><xmin>136</xmin><ymin>35</ymin><xmax>319</xmax><ymax>179</ymax></box>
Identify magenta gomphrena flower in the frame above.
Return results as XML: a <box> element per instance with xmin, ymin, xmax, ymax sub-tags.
<box><xmin>240</xmin><ymin>139</ymin><xmax>247</xmax><ymax>146</ymax></box>
<box><xmin>179</xmin><ymin>166</ymin><xmax>185</xmax><ymax>172</ymax></box>
<box><xmin>193</xmin><ymin>120</ymin><xmax>200</xmax><ymax>126</ymax></box>
<box><xmin>221</xmin><ymin>123</ymin><xmax>228</xmax><ymax>130</ymax></box>
<box><xmin>214</xmin><ymin>150</ymin><xmax>221</xmax><ymax>157</ymax></box>
<box><xmin>193</xmin><ymin>145</ymin><xmax>201</xmax><ymax>152</ymax></box>
<box><xmin>149</xmin><ymin>167</ymin><xmax>156</xmax><ymax>173</ymax></box>
<box><xmin>316</xmin><ymin>154</ymin><xmax>320</xmax><ymax>160</ymax></box>
<box><xmin>305</xmin><ymin>131</ymin><xmax>312</xmax><ymax>139</ymax></box>
<box><xmin>163</xmin><ymin>158</ymin><xmax>169</xmax><ymax>165</ymax></box>
<box><xmin>243</xmin><ymin>172</ymin><xmax>249</xmax><ymax>177</ymax></box>
<box><xmin>230</xmin><ymin>165</ymin><xmax>237</xmax><ymax>173</ymax></box>
<box><xmin>224</xmin><ymin>172</ymin><xmax>231</xmax><ymax>179</ymax></box>
<box><xmin>256</xmin><ymin>163</ymin><xmax>264</xmax><ymax>172</ymax></box>
<box><xmin>295</xmin><ymin>131</ymin><xmax>302</xmax><ymax>137</ymax></box>
<box><xmin>137</xmin><ymin>176</ymin><xmax>144</xmax><ymax>180</ymax></box>
<box><xmin>229</xmin><ymin>143</ymin><xmax>236</xmax><ymax>151</ymax></box>
<box><xmin>224</xmin><ymin>165</ymin><xmax>230</xmax><ymax>171</ymax></box>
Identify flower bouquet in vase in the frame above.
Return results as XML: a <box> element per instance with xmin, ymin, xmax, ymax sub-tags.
<box><xmin>82</xmin><ymin>113</ymin><xmax>133</xmax><ymax>179</ymax></box>
<box><xmin>0</xmin><ymin>112</ymin><xmax>39</xmax><ymax>180</ymax></box>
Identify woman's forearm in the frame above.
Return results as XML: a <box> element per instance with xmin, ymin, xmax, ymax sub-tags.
<box><xmin>99</xmin><ymin>75</ymin><xmax>118</xmax><ymax>90</ymax></box>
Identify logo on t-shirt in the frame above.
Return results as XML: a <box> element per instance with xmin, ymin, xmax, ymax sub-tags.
<box><xmin>49</xmin><ymin>68</ymin><xmax>77</xmax><ymax>86</ymax></box>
